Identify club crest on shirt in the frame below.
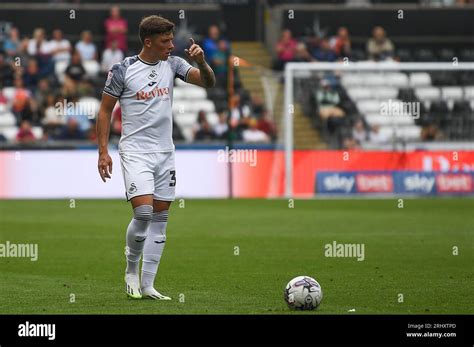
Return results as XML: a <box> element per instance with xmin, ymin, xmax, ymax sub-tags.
<box><xmin>129</xmin><ymin>183</ymin><xmax>137</xmax><ymax>194</ymax></box>
<box><xmin>105</xmin><ymin>71</ymin><xmax>113</xmax><ymax>86</ymax></box>
<box><xmin>148</xmin><ymin>70</ymin><xmax>157</xmax><ymax>80</ymax></box>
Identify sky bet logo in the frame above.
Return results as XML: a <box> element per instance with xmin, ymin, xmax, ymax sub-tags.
<box><xmin>136</xmin><ymin>86</ymin><xmax>169</xmax><ymax>100</ymax></box>
<box><xmin>322</xmin><ymin>174</ymin><xmax>355</xmax><ymax>193</ymax></box>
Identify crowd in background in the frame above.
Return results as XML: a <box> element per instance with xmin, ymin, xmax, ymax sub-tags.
<box><xmin>0</xmin><ymin>6</ymin><xmax>276</xmax><ymax>145</ymax></box>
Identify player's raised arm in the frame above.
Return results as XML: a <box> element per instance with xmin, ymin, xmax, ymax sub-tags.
<box><xmin>96</xmin><ymin>93</ymin><xmax>117</xmax><ymax>182</ymax></box>
<box><xmin>184</xmin><ymin>38</ymin><xmax>216</xmax><ymax>88</ymax></box>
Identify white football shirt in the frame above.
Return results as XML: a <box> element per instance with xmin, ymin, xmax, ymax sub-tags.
<box><xmin>103</xmin><ymin>55</ymin><xmax>193</xmax><ymax>153</ymax></box>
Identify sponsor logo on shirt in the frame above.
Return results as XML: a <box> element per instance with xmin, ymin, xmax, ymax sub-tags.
<box><xmin>136</xmin><ymin>86</ymin><xmax>169</xmax><ymax>100</ymax></box>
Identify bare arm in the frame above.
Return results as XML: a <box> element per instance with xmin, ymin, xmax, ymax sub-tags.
<box><xmin>96</xmin><ymin>92</ymin><xmax>117</xmax><ymax>182</ymax></box>
<box><xmin>184</xmin><ymin>38</ymin><xmax>216</xmax><ymax>88</ymax></box>
<box><xmin>187</xmin><ymin>63</ymin><xmax>216</xmax><ymax>88</ymax></box>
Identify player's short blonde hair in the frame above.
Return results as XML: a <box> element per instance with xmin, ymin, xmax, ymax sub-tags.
<box><xmin>139</xmin><ymin>15</ymin><xmax>175</xmax><ymax>44</ymax></box>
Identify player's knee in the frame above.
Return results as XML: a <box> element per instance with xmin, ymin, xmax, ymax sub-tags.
<box><xmin>133</xmin><ymin>204</ymin><xmax>153</xmax><ymax>223</ymax></box>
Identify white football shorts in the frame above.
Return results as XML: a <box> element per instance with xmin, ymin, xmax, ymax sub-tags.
<box><xmin>119</xmin><ymin>151</ymin><xmax>176</xmax><ymax>202</ymax></box>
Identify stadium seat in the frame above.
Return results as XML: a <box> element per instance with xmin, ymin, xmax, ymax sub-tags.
<box><xmin>437</xmin><ymin>48</ymin><xmax>456</xmax><ymax>62</ymax></box>
<box><xmin>347</xmin><ymin>88</ymin><xmax>371</xmax><ymax>101</ymax></box>
<box><xmin>207</xmin><ymin>112</ymin><xmax>219</xmax><ymax>125</ymax></box>
<box><xmin>55</xmin><ymin>60</ymin><xmax>68</xmax><ymax>83</ymax></box>
<box><xmin>431</xmin><ymin>71</ymin><xmax>457</xmax><ymax>86</ymax></box>
<box><xmin>372</xmin><ymin>87</ymin><xmax>399</xmax><ymax>100</ymax></box>
<box><xmin>409</xmin><ymin>73</ymin><xmax>432</xmax><ymax>87</ymax></box>
<box><xmin>396</xmin><ymin>48</ymin><xmax>412</xmax><ymax>62</ymax></box>
<box><xmin>2</xmin><ymin>87</ymin><xmax>16</xmax><ymax>102</ymax></box>
<box><xmin>173</xmin><ymin>87</ymin><xmax>185</xmax><ymax>100</ymax></box>
<box><xmin>174</xmin><ymin>112</ymin><xmax>197</xmax><ymax>127</ymax></box>
<box><xmin>415</xmin><ymin>87</ymin><xmax>441</xmax><ymax>101</ymax></box>
<box><xmin>385</xmin><ymin>72</ymin><xmax>409</xmax><ymax>88</ymax></box>
<box><xmin>83</xmin><ymin>60</ymin><xmax>100</xmax><ymax>77</ymax></box>
<box><xmin>413</xmin><ymin>48</ymin><xmax>436</xmax><ymax>62</ymax></box>
<box><xmin>356</xmin><ymin>100</ymin><xmax>381</xmax><ymax>114</ymax></box>
<box><xmin>463</xmin><ymin>86</ymin><xmax>474</xmax><ymax>100</ymax></box>
<box><xmin>441</xmin><ymin>87</ymin><xmax>464</xmax><ymax>101</ymax></box>
<box><xmin>430</xmin><ymin>100</ymin><xmax>449</xmax><ymax>115</ymax></box>
<box><xmin>452</xmin><ymin>100</ymin><xmax>471</xmax><ymax>115</ymax></box>
<box><xmin>460</xmin><ymin>49</ymin><xmax>474</xmax><ymax>61</ymax></box>
<box><xmin>365</xmin><ymin>114</ymin><xmax>415</xmax><ymax>126</ymax></box>
<box><xmin>1</xmin><ymin>126</ymin><xmax>18</xmax><ymax>140</ymax></box>
<box><xmin>364</xmin><ymin>73</ymin><xmax>386</xmax><ymax>86</ymax></box>
<box><xmin>0</xmin><ymin>110</ymin><xmax>16</xmax><ymax>127</ymax></box>
<box><xmin>341</xmin><ymin>73</ymin><xmax>364</xmax><ymax>87</ymax></box>
<box><xmin>32</xmin><ymin>126</ymin><xmax>43</xmax><ymax>139</ymax></box>
<box><xmin>183</xmin><ymin>87</ymin><xmax>207</xmax><ymax>100</ymax></box>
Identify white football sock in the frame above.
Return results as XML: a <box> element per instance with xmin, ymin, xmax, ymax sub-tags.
<box><xmin>125</xmin><ymin>205</ymin><xmax>153</xmax><ymax>275</ymax></box>
<box><xmin>141</xmin><ymin>210</ymin><xmax>168</xmax><ymax>289</ymax></box>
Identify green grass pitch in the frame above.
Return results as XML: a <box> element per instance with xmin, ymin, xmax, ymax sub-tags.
<box><xmin>0</xmin><ymin>198</ymin><xmax>472</xmax><ymax>314</ymax></box>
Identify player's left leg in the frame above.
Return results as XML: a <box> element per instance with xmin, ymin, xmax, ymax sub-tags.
<box><xmin>141</xmin><ymin>151</ymin><xmax>176</xmax><ymax>300</ymax></box>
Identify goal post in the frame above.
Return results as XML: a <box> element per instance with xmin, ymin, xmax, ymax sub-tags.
<box><xmin>283</xmin><ymin>61</ymin><xmax>474</xmax><ymax>198</ymax></box>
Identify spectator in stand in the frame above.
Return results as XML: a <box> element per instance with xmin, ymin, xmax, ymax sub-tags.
<box><xmin>257</xmin><ymin>111</ymin><xmax>277</xmax><ymax>142</ymax></box>
<box><xmin>213</xmin><ymin>111</ymin><xmax>229</xmax><ymax>139</ymax></box>
<box><xmin>369</xmin><ymin>124</ymin><xmax>389</xmax><ymax>144</ymax></box>
<box><xmin>101</xmin><ymin>40</ymin><xmax>124</xmax><ymax>73</ymax></box>
<box><xmin>0</xmin><ymin>53</ymin><xmax>14</xmax><ymax>87</ymax></box>
<box><xmin>203</xmin><ymin>25</ymin><xmax>223</xmax><ymax>67</ymax></box>
<box><xmin>195</xmin><ymin>120</ymin><xmax>216</xmax><ymax>141</ymax></box>
<box><xmin>312</xmin><ymin>39</ymin><xmax>337</xmax><ymax>62</ymax></box>
<box><xmin>75</xmin><ymin>31</ymin><xmax>97</xmax><ymax>61</ymax></box>
<box><xmin>211</xmin><ymin>39</ymin><xmax>229</xmax><ymax>88</ymax></box>
<box><xmin>64</xmin><ymin>94</ymin><xmax>91</xmax><ymax>134</ymax></box>
<box><xmin>65</xmin><ymin>50</ymin><xmax>86</xmax><ymax>82</ymax></box>
<box><xmin>242</xmin><ymin>118</ymin><xmax>270</xmax><ymax>143</ymax></box>
<box><xmin>352</xmin><ymin>118</ymin><xmax>368</xmax><ymax>144</ymax></box>
<box><xmin>11</xmin><ymin>77</ymin><xmax>31</xmax><ymax>123</ymax></box>
<box><xmin>316</xmin><ymin>79</ymin><xmax>345</xmax><ymax>120</ymax></box>
<box><xmin>54</xmin><ymin>118</ymin><xmax>86</xmax><ymax>140</ymax></box>
<box><xmin>104</xmin><ymin>6</ymin><xmax>128</xmax><ymax>53</ymax></box>
<box><xmin>16</xmin><ymin>120</ymin><xmax>36</xmax><ymax>143</ymax></box>
<box><xmin>48</xmin><ymin>29</ymin><xmax>71</xmax><ymax>63</ymax></box>
<box><xmin>250</xmin><ymin>93</ymin><xmax>265</xmax><ymax>118</ymax></box>
<box><xmin>274</xmin><ymin>29</ymin><xmax>297</xmax><ymax>70</ymax></box>
<box><xmin>192</xmin><ymin>110</ymin><xmax>208</xmax><ymax>137</ymax></box>
<box><xmin>367</xmin><ymin>26</ymin><xmax>394</xmax><ymax>61</ymax></box>
<box><xmin>23</xmin><ymin>58</ymin><xmax>41</xmax><ymax>91</ymax></box>
<box><xmin>27</xmin><ymin>28</ymin><xmax>51</xmax><ymax>57</ymax></box>
<box><xmin>35</xmin><ymin>78</ymin><xmax>51</xmax><ymax>108</ymax></box>
<box><xmin>3</xmin><ymin>27</ymin><xmax>20</xmax><ymax>62</ymax></box>
<box><xmin>343</xmin><ymin>136</ymin><xmax>360</xmax><ymax>150</ymax></box>
<box><xmin>230</xmin><ymin>94</ymin><xmax>251</xmax><ymax>122</ymax></box>
<box><xmin>15</xmin><ymin>38</ymin><xmax>31</xmax><ymax>72</ymax></box>
<box><xmin>27</xmin><ymin>28</ymin><xmax>54</xmax><ymax>77</ymax></box>
<box><xmin>42</xmin><ymin>94</ymin><xmax>66</xmax><ymax>136</ymax></box>
<box><xmin>293</xmin><ymin>42</ymin><xmax>315</xmax><ymax>62</ymax></box>
<box><xmin>329</xmin><ymin>27</ymin><xmax>352</xmax><ymax>59</ymax></box>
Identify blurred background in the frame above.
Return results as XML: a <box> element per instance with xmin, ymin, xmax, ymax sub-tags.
<box><xmin>0</xmin><ymin>0</ymin><xmax>473</xmax><ymax>199</ymax></box>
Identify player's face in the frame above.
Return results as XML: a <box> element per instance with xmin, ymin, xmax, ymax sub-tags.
<box><xmin>149</xmin><ymin>32</ymin><xmax>175</xmax><ymax>60</ymax></box>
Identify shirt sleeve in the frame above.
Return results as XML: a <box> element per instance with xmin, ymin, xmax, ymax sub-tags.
<box><xmin>169</xmin><ymin>56</ymin><xmax>193</xmax><ymax>82</ymax></box>
<box><xmin>103</xmin><ymin>62</ymin><xmax>125</xmax><ymax>98</ymax></box>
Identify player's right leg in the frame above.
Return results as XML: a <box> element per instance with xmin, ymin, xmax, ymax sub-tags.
<box><xmin>120</xmin><ymin>153</ymin><xmax>155</xmax><ymax>299</ymax></box>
